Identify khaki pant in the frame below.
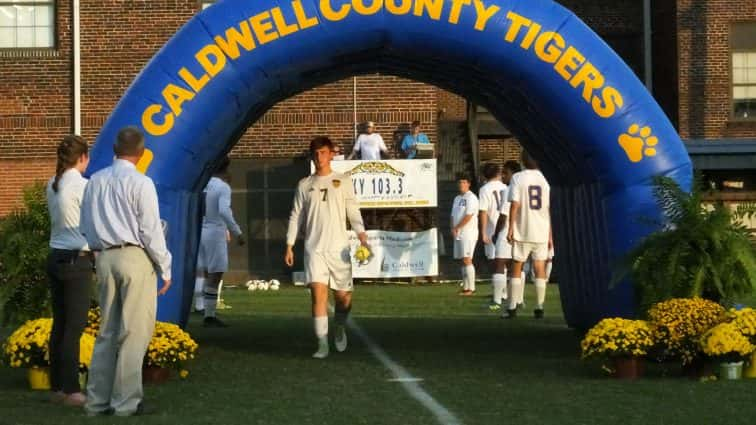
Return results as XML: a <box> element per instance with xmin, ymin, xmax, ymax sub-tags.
<box><xmin>85</xmin><ymin>246</ymin><xmax>156</xmax><ymax>416</ymax></box>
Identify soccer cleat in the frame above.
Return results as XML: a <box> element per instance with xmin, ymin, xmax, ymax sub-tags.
<box><xmin>502</xmin><ymin>309</ymin><xmax>517</xmax><ymax>319</ymax></box>
<box><xmin>488</xmin><ymin>303</ymin><xmax>502</xmax><ymax>311</ymax></box>
<box><xmin>334</xmin><ymin>325</ymin><xmax>348</xmax><ymax>352</ymax></box>
<box><xmin>312</xmin><ymin>337</ymin><xmax>330</xmax><ymax>359</ymax></box>
<box><xmin>534</xmin><ymin>309</ymin><xmax>544</xmax><ymax>319</ymax></box>
<box><xmin>458</xmin><ymin>290</ymin><xmax>474</xmax><ymax>296</ymax></box>
<box><xmin>203</xmin><ymin>317</ymin><xmax>229</xmax><ymax>328</ymax></box>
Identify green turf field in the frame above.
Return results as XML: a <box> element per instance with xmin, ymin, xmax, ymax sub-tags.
<box><xmin>1</xmin><ymin>284</ymin><xmax>756</xmax><ymax>425</ymax></box>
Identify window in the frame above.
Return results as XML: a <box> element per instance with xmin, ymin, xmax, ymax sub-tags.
<box><xmin>732</xmin><ymin>23</ymin><xmax>756</xmax><ymax>120</ymax></box>
<box><xmin>0</xmin><ymin>1</ymin><xmax>54</xmax><ymax>49</ymax></box>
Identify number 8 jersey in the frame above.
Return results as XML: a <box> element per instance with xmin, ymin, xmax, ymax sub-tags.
<box><xmin>286</xmin><ymin>172</ymin><xmax>366</xmax><ymax>254</ymax></box>
<box><xmin>507</xmin><ymin>169</ymin><xmax>551</xmax><ymax>244</ymax></box>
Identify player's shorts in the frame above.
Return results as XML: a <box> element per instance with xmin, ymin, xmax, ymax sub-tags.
<box><xmin>198</xmin><ymin>226</ymin><xmax>228</xmax><ymax>273</ymax></box>
<box><xmin>485</xmin><ymin>232</ymin><xmax>512</xmax><ymax>260</ymax></box>
<box><xmin>305</xmin><ymin>248</ymin><xmax>353</xmax><ymax>292</ymax></box>
<box><xmin>453</xmin><ymin>237</ymin><xmax>477</xmax><ymax>259</ymax></box>
<box><xmin>512</xmin><ymin>241</ymin><xmax>549</xmax><ymax>262</ymax></box>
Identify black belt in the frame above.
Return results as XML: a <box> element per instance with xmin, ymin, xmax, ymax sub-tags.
<box><xmin>93</xmin><ymin>243</ymin><xmax>140</xmax><ymax>252</ymax></box>
<box><xmin>52</xmin><ymin>248</ymin><xmax>92</xmax><ymax>257</ymax></box>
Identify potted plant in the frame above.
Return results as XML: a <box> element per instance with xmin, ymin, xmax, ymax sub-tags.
<box><xmin>2</xmin><ymin>318</ymin><xmax>95</xmax><ymax>390</ymax></box>
<box><xmin>143</xmin><ymin>322</ymin><xmax>198</xmax><ymax>384</ymax></box>
<box><xmin>725</xmin><ymin>307</ymin><xmax>756</xmax><ymax>378</ymax></box>
<box><xmin>581</xmin><ymin>318</ymin><xmax>655</xmax><ymax>379</ymax></box>
<box><xmin>617</xmin><ymin>177</ymin><xmax>756</xmax><ymax>310</ymax></box>
<box><xmin>646</xmin><ymin>298</ymin><xmax>725</xmax><ymax>375</ymax></box>
<box><xmin>699</xmin><ymin>322</ymin><xmax>754</xmax><ymax>380</ymax></box>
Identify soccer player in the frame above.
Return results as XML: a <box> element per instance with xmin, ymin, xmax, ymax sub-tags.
<box><xmin>478</xmin><ymin>163</ymin><xmax>507</xmax><ymax>310</ymax></box>
<box><xmin>486</xmin><ymin>160</ymin><xmax>522</xmax><ymax>310</ymax></box>
<box><xmin>451</xmin><ymin>173</ymin><xmax>479</xmax><ymax>296</ymax></box>
<box><xmin>286</xmin><ymin>136</ymin><xmax>368</xmax><ymax>359</ymax></box>
<box><xmin>505</xmin><ymin>151</ymin><xmax>552</xmax><ymax>319</ymax></box>
<box><xmin>197</xmin><ymin>156</ymin><xmax>245</xmax><ymax>327</ymax></box>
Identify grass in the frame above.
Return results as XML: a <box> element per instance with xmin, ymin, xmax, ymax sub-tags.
<box><xmin>1</xmin><ymin>283</ymin><xmax>756</xmax><ymax>425</ymax></box>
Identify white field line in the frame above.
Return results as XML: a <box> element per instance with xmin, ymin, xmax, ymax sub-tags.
<box><xmin>347</xmin><ymin>318</ymin><xmax>463</xmax><ymax>425</ymax></box>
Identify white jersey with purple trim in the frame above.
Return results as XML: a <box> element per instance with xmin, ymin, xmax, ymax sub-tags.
<box><xmin>478</xmin><ymin>180</ymin><xmax>508</xmax><ymax>238</ymax></box>
<box><xmin>451</xmin><ymin>190</ymin><xmax>479</xmax><ymax>240</ymax></box>
<box><xmin>508</xmin><ymin>169</ymin><xmax>551</xmax><ymax>243</ymax></box>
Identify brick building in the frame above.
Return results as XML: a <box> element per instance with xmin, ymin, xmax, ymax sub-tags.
<box><xmin>1</xmin><ymin>1</ymin><xmax>755</xmax><ymax>278</ymax></box>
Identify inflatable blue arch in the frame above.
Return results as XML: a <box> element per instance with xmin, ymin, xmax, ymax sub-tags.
<box><xmin>87</xmin><ymin>0</ymin><xmax>692</xmax><ymax>329</ymax></box>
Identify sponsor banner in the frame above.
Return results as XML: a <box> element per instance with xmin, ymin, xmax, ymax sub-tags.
<box><xmin>349</xmin><ymin>229</ymin><xmax>438</xmax><ymax>278</ymax></box>
<box><xmin>312</xmin><ymin>159</ymin><xmax>437</xmax><ymax>208</ymax></box>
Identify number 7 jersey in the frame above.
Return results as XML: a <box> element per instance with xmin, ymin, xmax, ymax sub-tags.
<box><xmin>507</xmin><ymin>169</ymin><xmax>551</xmax><ymax>244</ymax></box>
<box><xmin>286</xmin><ymin>172</ymin><xmax>366</xmax><ymax>254</ymax></box>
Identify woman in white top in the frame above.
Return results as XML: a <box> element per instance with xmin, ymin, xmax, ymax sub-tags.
<box><xmin>45</xmin><ymin>135</ymin><xmax>92</xmax><ymax>407</ymax></box>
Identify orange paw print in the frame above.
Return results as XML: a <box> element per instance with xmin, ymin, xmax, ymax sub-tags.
<box><xmin>618</xmin><ymin>125</ymin><xmax>658</xmax><ymax>163</ymax></box>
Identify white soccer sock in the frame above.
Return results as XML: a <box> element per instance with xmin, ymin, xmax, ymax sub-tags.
<box><xmin>509</xmin><ymin>278</ymin><xmax>522</xmax><ymax>310</ymax></box>
<box><xmin>203</xmin><ymin>283</ymin><xmax>218</xmax><ymax>318</ymax></box>
<box><xmin>314</xmin><ymin>315</ymin><xmax>328</xmax><ymax>339</ymax></box>
<box><xmin>194</xmin><ymin>277</ymin><xmax>206</xmax><ymax>311</ymax></box>
<box><xmin>492</xmin><ymin>273</ymin><xmax>507</xmax><ymax>304</ymax></box>
<box><xmin>460</xmin><ymin>266</ymin><xmax>468</xmax><ymax>290</ymax></box>
<box><xmin>535</xmin><ymin>278</ymin><xmax>547</xmax><ymax>309</ymax></box>
<box><xmin>465</xmin><ymin>265</ymin><xmax>475</xmax><ymax>292</ymax></box>
<box><xmin>519</xmin><ymin>272</ymin><xmax>526</xmax><ymax>303</ymax></box>
<box><xmin>546</xmin><ymin>262</ymin><xmax>553</xmax><ymax>281</ymax></box>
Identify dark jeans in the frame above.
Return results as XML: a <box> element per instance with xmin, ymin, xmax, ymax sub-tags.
<box><xmin>47</xmin><ymin>249</ymin><xmax>93</xmax><ymax>394</ymax></box>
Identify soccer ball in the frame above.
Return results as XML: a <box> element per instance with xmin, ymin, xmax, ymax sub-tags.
<box><xmin>269</xmin><ymin>279</ymin><xmax>280</xmax><ymax>291</ymax></box>
<box><xmin>258</xmin><ymin>281</ymin><xmax>269</xmax><ymax>291</ymax></box>
<box><xmin>247</xmin><ymin>281</ymin><xmax>257</xmax><ymax>291</ymax></box>
<box><xmin>355</xmin><ymin>245</ymin><xmax>371</xmax><ymax>263</ymax></box>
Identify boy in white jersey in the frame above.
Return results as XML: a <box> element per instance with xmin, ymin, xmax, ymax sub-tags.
<box><xmin>478</xmin><ymin>163</ymin><xmax>507</xmax><ymax>310</ymax></box>
<box><xmin>286</xmin><ymin>137</ymin><xmax>369</xmax><ymax>359</ymax></box>
<box><xmin>195</xmin><ymin>157</ymin><xmax>245</xmax><ymax>328</ymax></box>
<box><xmin>505</xmin><ymin>151</ymin><xmax>552</xmax><ymax>319</ymax></box>
<box><xmin>451</xmin><ymin>173</ymin><xmax>479</xmax><ymax>295</ymax></box>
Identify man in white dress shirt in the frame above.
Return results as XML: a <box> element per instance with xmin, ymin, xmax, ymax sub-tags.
<box><xmin>505</xmin><ymin>151</ymin><xmax>552</xmax><ymax>319</ymax></box>
<box><xmin>197</xmin><ymin>156</ymin><xmax>245</xmax><ymax>328</ymax></box>
<box><xmin>451</xmin><ymin>173</ymin><xmax>479</xmax><ymax>295</ymax></box>
<box><xmin>80</xmin><ymin>127</ymin><xmax>172</xmax><ymax>416</ymax></box>
<box><xmin>286</xmin><ymin>136</ymin><xmax>368</xmax><ymax>359</ymax></box>
<box><xmin>347</xmin><ymin>121</ymin><xmax>388</xmax><ymax>160</ymax></box>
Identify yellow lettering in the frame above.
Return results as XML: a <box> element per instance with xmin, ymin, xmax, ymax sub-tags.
<box><xmin>448</xmin><ymin>0</ymin><xmax>471</xmax><ymax>24</ymax></box>
<box><xmin>570</xmin><ymin>62</ymin><xmax>605</xmax><ymax>103</ymax></box>
<box><xmin>196</xmin><ymin>44</ymin><xmax>226</xmax><ymax>77</ymax></box>
<box><xmin>271</xmin><ymin>7</ymin><xmax>299</xmax><ymax>37</ymax></box>
<box><xmin>472</xmin><ymin>0</ymin><xmax>499</xmax><ymax>31</ymax></box>
<box><xmin>292</xmin><ymin>0</ymin><xmax>319</xmax><ymax>29</ymax></box>
<box><xmin>162</xmin><ymin>84</ymin><xmax>195</xmax><ymax>116</ymax></box>
<box><xmin>250</xmin><ymin>11</ymin><xmax>279</xmax><ymax>44</ymax></box>
<box><xmin>592</xmin><ymin>86</ymin><xmax>623</xmax><ymax>118</ymax></box>
<box><xmin>533</xmin><ymin>31</ymin><xmax>564</xmax><ymax>63</ymax></box>
<box><xmin>354</xmin><ymin>0</ymin><xmax>383</xmax><ymax>15</ymax></box>
<box><xmin>142</xmin><ymin>104</ymin><xmax>175</xmax><ymax>136</ymax></box>
<box><xmin>136</xmin><ymin>148</ymin><xmax>154</xmax><ymax>174</ymax></box>
<box><xmin>178</xmin><ymin>67</ymin><xmax>209</xmax><ymax>93</ymax></box>
<box><xmin>214</xmin><ymin>21</ymin><xmax>256</xmax><ymax>60</ymax></box>
<box><xmin>520</xmin><ymin>22</ymin><xmax>541</xmax><ymax>49</ymax></box>
<box><xmin>386</xmin><ymin>0</ymin><xmax>412</xmax><ymax>15</ymax></box>
<box><xmin>554</xmin><ymin>46</ymin><xmax>585</xmax><ymax>81</ymax></box>
<box><xmin>320</xmin><ymin>0</ymin><xmax>351</xmax><ymax>21</ymax></box>
<box><xmin>414</xmin><ymin>0</ymin><xmax>443</xmax><ymax>20</ymax></box>
<box><xmin>504</xmin><ymin>11</ymin><xmax>531</xmax><ymax>43</ymax></box>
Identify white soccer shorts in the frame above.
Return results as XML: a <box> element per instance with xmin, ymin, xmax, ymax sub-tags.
<box><xmin>198</xmin><ymin>226</ymin><xmax>229</xmax><ymax>273</ymax></box>
<box><xmin>512</xmin><ymin>241</ymin><xmax>549</xmax><ymax>262</ymax></box>
<box><xmin>453</xmin><ymin>237</ymin><xmax>477</xmax><ymax>259</ymax></box>
<box><xmin>486</xmin><ymin>232</ymin><xmax>512</xmax><ymax>260</ymax></box>
<box><xmin>305</xmin><ymin>249</ymin><xmax>353</xmax><ymax>292</ymax></box>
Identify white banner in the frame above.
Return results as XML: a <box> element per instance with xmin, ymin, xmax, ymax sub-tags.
<box><xmin>313</xmin><ymin>159</ymin><xmax>438</xmax><ymax>208</ymax></box>
<box><xmin>349</xmin><ymin>229</ymin><xmax>438</xmax><ymax>278</ymax></box>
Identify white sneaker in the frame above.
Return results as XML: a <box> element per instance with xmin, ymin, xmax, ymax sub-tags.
<box><xmin>334</xmin><ymin>325</ymin><xmax>348</xmax><ymax>352</ymax></box>
<box><xmin>312</xmin><ymin>337</ymin><xmax>329</xmax><ymax>359</ymax></box>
